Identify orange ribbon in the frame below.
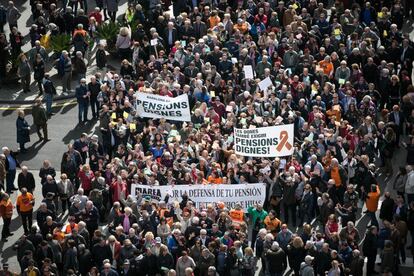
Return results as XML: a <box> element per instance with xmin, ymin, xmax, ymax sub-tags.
<box><xmin>276</xmin><ymin>130</ymin><xmax>292</xmax><ymax>152</ymax></box>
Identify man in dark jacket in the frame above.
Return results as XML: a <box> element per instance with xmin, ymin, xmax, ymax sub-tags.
<box><xmin>84</xmin><ymin>200</ymin><xmax>100</xmax><ymax>234</ymax></box>
<box><xmin>17</xmin><ymin>166</ymin><xmax>35</xmax><ymax>193</ymax></box>
<box><xmin>87</xmin><ymin>76</ymin><xmax>101</xmax><ymax>119</ymax></box>
<box><xmin>363</xmin><ymin>226</ymin><xmax>379</xmax><ymax>275</ymax></box>
<box><xmin>349</xmin><ymin>249</ymin><xmax>364</xmax><ymax>276</ymax></box>
<box><xmin>42</xmin><ymin>176</ymin><xmax>59</xmax><ymax>206</ymax></box>
<box><xmin>75</xmin><ymin>78</ymin><xmax>90</xmax><ymax>124</ymax></box>
<box><xmin>78</xmin><ymin>243</ymin><xmax>93</xmax><ymax>275</ymax></box>
<box><xmin>92</xmin><ymin>238</ymin><xmax>112</xmax><ymax>270</ymax></box>
<box><xmin>379</xmin><ymin>192</ymin><xmax>395</xmax><ymax>222</ymax></box>
<box><xmin>35</xmin><ymin>240</ymin><xmax>54</xmax><ymax>266</ymax></box>
<box><xmin>265</xmin><ymin>241</ymin><xmax>287</xmax><ymax>276</ymax></box>
<box><xmin>43</xmin><ymin>73</ymin><xmax>56</xmax><ymax>116</ymax></box>
<box><xmin>32</xmin><ymin>99</ymin><xmax>49</xmax><ymax>141</ymax></box>
<box><xmin>163</xmin><ymin>22</ymin><xmax>178</xmax><ymax>51</ymax></box>
<box><xmin>13</xmin><ymin>235</ymin><xmax>35</xmax><ymax>271</ymax></box>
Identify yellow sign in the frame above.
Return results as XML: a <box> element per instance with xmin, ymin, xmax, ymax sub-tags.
<box><xmin>130</xmin><ymin>123</ymin><xmax>136</xmax><ymax>130</ymax></box>
<box><xmin>334</xmin><ymin>29</ymin><xmax>341</xmax><ymax>35</ymax></box>
<box><xmin>378</xmin><ymin>12</ymin><xmax>384</xmax><ymax>18</ymax></box>
<box><xmin>111</xmin><ymin>113</ymin><xmax>116</xmax><ymax>119</ymax></box>
<box><xmin>123</xmin><ymin>111</ymin><xmax>129</xmax><ymax>119</ymax></box>
<box><xmin>292</xmin><ymin>3</ymin><xmax>298</xmax><ymax>9</ymax></box>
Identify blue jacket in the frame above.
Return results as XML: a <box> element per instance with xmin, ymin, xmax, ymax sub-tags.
<box><xmin>76</xmin><ymin>85</ymin><xmax>89</xmax><ymax>105</ymax></box>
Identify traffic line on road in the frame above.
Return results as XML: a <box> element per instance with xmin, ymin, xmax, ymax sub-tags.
<box><xmin>0</xmin><ymin>100</ymin><xmax>77</xmax><ymax>110</ymax></box>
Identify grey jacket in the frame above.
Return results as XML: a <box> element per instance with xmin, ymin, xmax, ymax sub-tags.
<box><xmin>57</xmin><ymin>179</ymin><xmax>75</xmax><ymax>198</ymax></box>
<box><xmin>7</xmin><ymin>6</ymin><xmax>20</xmax><ymax>24</ymax></box>
<box><xmin>18</xmin><ymin>60</ymin><xmax>31</xmax><ymax>77</ymax></box>
<box><xmin>300</xmin><ymin>263</ymin><xmax>314</xmax><ymax>276</ymax></box>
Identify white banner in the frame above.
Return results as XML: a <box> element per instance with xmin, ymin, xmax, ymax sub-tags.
<box><xmin>130</xmin><ymin>183</ymin><xmax>266</xmax><ymax>211</ymax></box>
<box><xmin>234</xmin><ymin>124</ymin><xmax>294</xmax><ymax>157</ymax></box>
<box><xmin>135</xmin><ymin>92</ymin><xmax>191</xmax><ymax>121</ymax></box>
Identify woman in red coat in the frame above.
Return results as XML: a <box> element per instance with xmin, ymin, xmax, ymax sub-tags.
<box><xmin>77</xmin><ymin>165</ymin><xmax>94</xmax><ymax>195</ymax></box>
<box><xmin>111</xmin><ymin>175</ymin><xmax>128</xmax><ymax>203</ymax></box>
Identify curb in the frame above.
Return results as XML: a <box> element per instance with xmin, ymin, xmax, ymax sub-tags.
<box><xmin>0</xmin><ymin>94</ymin><xmax>76</xmax><ymax>106</ymax></box>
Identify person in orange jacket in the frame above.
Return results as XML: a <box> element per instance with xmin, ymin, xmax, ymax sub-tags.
<box><xmin>0</xmin><ymin>192</ymin><xmax>14</xmax><ymax>241</ymax></box>
<box><xmin>365</xmin><ymin>184</ymin><xmax>380</xmax><ymax>228</ymax></box>
<box><xmin>264</xmin><ymin>210</ymin><xmax>282</xmax><ymax>232</ymax></box>
<box><xmin>16</xmin><ymin>188</ymin><xmax>35</xmax><ymax>235</ymax></box>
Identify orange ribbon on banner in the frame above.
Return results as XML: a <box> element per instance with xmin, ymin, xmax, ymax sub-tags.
<box><xmin>276</xmin><ymin>130</ymin><xmax>292</xmax><ymax>152</ymax></box>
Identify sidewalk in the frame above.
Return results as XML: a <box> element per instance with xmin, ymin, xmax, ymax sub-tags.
<box><xmin>0</xmin><ymin>0</ymin><xmax>127</xmax><ymax>105</ymax></box>
<box><xmin>0</xmin><ymin>49</ymin><xmax>123</xmax><ymax>105</ymax></box>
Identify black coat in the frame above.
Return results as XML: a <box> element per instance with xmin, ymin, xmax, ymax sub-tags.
<box><xmin>157</xmin><ymin>253</ymin><xmax>175</xmax><ymax>271</ymax></box>
<box><xmin>287</xmin><ymin>246</ymin><xmax>306</xmax><ymax>274</ymax></box>
<box><xmin>18</xmin><ymin>172</ymin><xmax>36</xmax><ymax>192</ymax></box>
<box><xmin>92</xmin><ymin>244</ymin><xmax>113</xmax><ymax>268</ymax></box>
<box><xmin>42</xmin><ymin>181</ymin><xmax>59</xmax><ymax>198</ymax></box>
<box><xmin>265</xmin><ymin>248</ymin><xmax>287</xmax><ymax>273</ymax></box>
<box><xmin>163</xmin><ymin>28</ymin><xmax>178</xmax><ymax>47</ymax></box>
<box><xmin>39</xmin><ymin>167</ymin><xmax>56</xmax><ymax>184</ymax></box>
<box><xmin>16</xmin><ymin>116</ymin><xmax>30</xmax><ymax>144</ymax></box>
<box><xmin>33</xmin><ymin>60</ymin><xmax>45</xmax><ymax>81</ymax></box>
<box><xmin>35</xmin><ymin>246</ymin><xmax>54</xmax><ymax>267</ymax></box>
<box><xmin>362</xmin><ymin>232</ymin><xmax>378</xmax><ymax>257</ymax></box>
<box><xmin>379</xmin><ymin>197</ymin><xmax>395</xmax><ymax>222</ymax></box>
<box><xmin>79</xmin><ymin>250</ymin><xmax>93</xmax><ymax>275</ymax></box>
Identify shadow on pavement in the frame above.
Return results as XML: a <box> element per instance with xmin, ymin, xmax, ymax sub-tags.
<box><xmin>2</xmin><ymin>109</ymin><xmax>15</xmax><ymax>117</ymax></box>
<box><xmin>60</xmin><ymin>102</ymin><xmax>76</xmax><ymax>114</ymax></box>
<box><xmin>61</xmin><ymin>120</ymin><xmax>96</xmax><ymax>144</ymax></box>
<box><xmin>18</xmin><ymin>140</ymin><xmax>47</xmax><ymax>162</ymax></box>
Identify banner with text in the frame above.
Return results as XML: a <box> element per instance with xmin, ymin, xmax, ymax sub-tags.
<box><xmin>131</xmin><ymin>183</ymin><xmax>266</xmax><ymax>211</ymax></box>
<box><xmin>135</xmin><ymin>92</ymin><xmax>191</xmax><ymax>121</ymax></box>
<box><xmin>234</xmin><ymin>124</ymin><xmax>294</xmax><ymax>157</ymax></box>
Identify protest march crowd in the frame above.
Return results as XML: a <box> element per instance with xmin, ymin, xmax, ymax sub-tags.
<box><xmin>2</xmin><ymin>0</ymin><xmax>414</xmax><ymax>275</ymax></box>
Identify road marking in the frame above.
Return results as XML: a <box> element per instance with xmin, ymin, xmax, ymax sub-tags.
<box><xmin>0</xmin><ymin>100</ymin><xmax>77</xmax><ymax>110</ymax></box>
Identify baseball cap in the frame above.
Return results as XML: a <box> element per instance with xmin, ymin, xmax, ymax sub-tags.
<box><xmin>305</xmin><ymin>255</ymin><xmax>314</xmax><ymax>263</ymax></box>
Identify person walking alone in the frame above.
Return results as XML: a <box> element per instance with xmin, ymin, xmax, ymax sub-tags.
<box><xmin>16</xmin><ymin>109</ymin><xmax>30</xmax><ymax>153</ymax></box>
<box><xmin>43</xmin><ymin>73</ymin><xmax>56</xmax><ymax>117</ymax></box>
<box><xmin>32</xmin><ymin>99</ymin><xmax>49</xmax><ymax>141</ymax></box>
<box><xmin>75</xmin><ymin>78</ymin><xmax>90</xmax><ymax>124</ymax></box>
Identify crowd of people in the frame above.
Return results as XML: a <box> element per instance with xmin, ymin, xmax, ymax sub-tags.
<box><xmin>1</xmin><ymin>0</ymin><xmax>414</xmax><ymax>275</ymax></box>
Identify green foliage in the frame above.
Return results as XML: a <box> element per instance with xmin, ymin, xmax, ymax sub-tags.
<box><xmin>49</xmin><ymin>34</ymin><xmax>72</xmax><ymax>54</ymax></box>
<box><xmin>96</xmin><ymin>21</ymin><xmax>120</xmax><ymax>50</ymax></box>
<box><xmin>86</xmin><ymin>35</ymin><xmax>94</xmax><ymax>51</ymax></box>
